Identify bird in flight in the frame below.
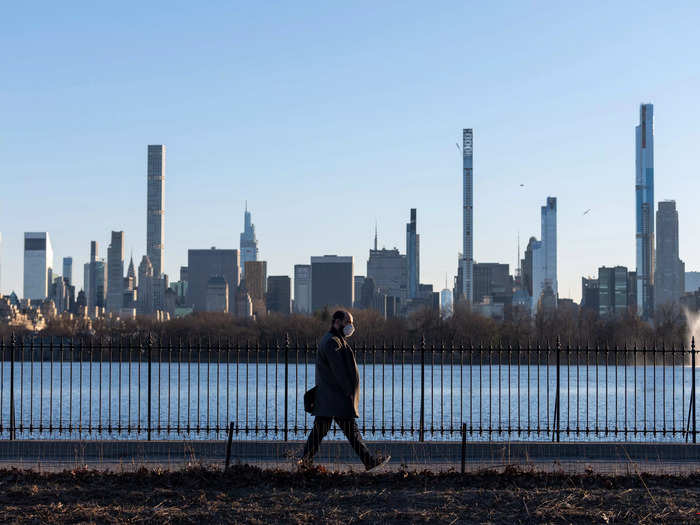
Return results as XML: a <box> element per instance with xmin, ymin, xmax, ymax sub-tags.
<box><xmin>583</xmin><ymin>209</ymin><xmax>591</xmax><ymax>215</ymax></box>
<box><xmin>455</xmin><ymin>142</ymin><xmax>461</xmax><ymax>151</ymax></box>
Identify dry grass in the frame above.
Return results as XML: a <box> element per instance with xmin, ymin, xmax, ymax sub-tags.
<box><xmin>0</xmin><ymin>464</ymin><xmax>696</xmax><ymax>524</ymax></box>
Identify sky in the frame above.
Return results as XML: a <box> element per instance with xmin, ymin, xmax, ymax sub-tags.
<box><xmin>2</xmin><ymin>1</ymin><xmax>700</xmax><ymax>303</ymax></box>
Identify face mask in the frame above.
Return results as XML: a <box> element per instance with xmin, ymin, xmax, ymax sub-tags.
<box><xmin>343</xmin><ymin>324</ymin><xmax>355</xmax><ymax>338</ymax></box>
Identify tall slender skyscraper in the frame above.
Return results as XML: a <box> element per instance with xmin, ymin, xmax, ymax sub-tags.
<box><xmin>635</xmin><ymin>104</ymin><xmax>654</xmax><ymax>318</ymax></box>
<box><xmin>541</xmin><ymin>197</ymin><xmax>558</xmax><ymax>299</ymax></box>
<box><xmin>406</xmin><ymin>208</ymin><xmax>419</xmax><ymax>298</ymax></box>
<box><xmin>107</xmin><ymin>231</ymin><xmax>124</xmax><ymax>313</ymax></box>
<box><xmin>460</xmin><ymin>128</ymin><xmax>474</xmax><ymax>303</ymax></box>
<box><xmin>147</xmin><ymin>145</ymin><xmax>165</xmax><ymax>278</ymax></box>
<box><xmin>240</xmin><ymin>203</ymin><xmax>259</xmax><ymax>278</ymax></box>
<box><xmin>62</xmin><ymin>257</ymin><xmax>73</xmax><ymax>286</ymax></box>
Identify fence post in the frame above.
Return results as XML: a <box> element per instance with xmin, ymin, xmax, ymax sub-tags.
<box><xmin>419</xmin><ymin>335</ymin><xmax>425</xmax><ymax>442</ymax></box>
<box><xmin>9</xmin><ymin>332</ymin><xmax>16</xmax><ymax>441</ymax></box>
<box><xmin>225</xmin><ymin>421</ymin><xmax>234</xmax><ymax>470</ymax></box>
<box><xmin>693</xmin><ymin>337</ymin><xmax>697</xmax><ymax>444</ymax></box>
<box><xmin>147</xmin><ymin>333</ymin><xmax>153</xmax><ymax>441</ymax></box>
<box><xmin>284</xmin><ymin>333</ymin><xmax>289</xmax><ymax>442</ymax></box>
<box><xmin>552</xmin><ymin>337</ymin><xmax>561</xmax><ymax>443</ymax></box>
<box><xmin>460</xmin><ymin>422</ymin><xmax>466</xmax><ymax>474</ymax></box>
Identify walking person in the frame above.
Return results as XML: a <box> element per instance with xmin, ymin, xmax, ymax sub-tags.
<box><xmin>300</xmin><ymin>310</ymin><xmax>391</xmax><ymax>470</ymax></box>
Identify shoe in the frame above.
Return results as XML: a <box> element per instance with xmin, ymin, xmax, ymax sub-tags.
<box><xmin>365</xmin><ymin>453</ymin><xmax>391</xmax><ymax>471</ymax></box>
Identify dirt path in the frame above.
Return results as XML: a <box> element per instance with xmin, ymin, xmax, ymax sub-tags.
<box><xmin>0</xmin><ymin>465</ymin><xmax>696</xmax><ymax>523</ymax></box>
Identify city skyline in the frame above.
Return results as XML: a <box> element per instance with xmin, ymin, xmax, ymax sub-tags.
<box><xmin>2</xmin><ymin>3</ymin><xmax>700</xmax><ymax>304</ymax></box>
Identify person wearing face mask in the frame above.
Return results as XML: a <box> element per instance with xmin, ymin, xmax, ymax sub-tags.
<box><xmin>299</xmin><ymin>309</ymin><xmax>391</xmax><ymax>470</ymax></box>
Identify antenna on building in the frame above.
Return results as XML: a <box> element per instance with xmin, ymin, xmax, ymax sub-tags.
<box><xmin>516</xmin><ymin>231</ymin><xmax>521</xmax><ymax>276</ymax></box>
<box><xmin>374</xmin><ymin>220</ymin><xmax>378</xmax><ymax>251</ymax></box>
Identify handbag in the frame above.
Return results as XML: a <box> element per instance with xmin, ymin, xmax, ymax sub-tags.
<box><xmin>303</xmin><ymin>386</ymin><xmax>317</xmax><ymax>414</ymax></box>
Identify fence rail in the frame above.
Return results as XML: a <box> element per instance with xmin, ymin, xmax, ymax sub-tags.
<box><xmin>0</xmin><ymin>334</ymin><xmax>697</xmax><ymax>442</ymax></box>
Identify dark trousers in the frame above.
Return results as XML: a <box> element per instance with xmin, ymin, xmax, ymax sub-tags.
<box><xmin>302</xmin><ymin>416</ymin><xmax>373</xmax><ymax>466</ymax></box>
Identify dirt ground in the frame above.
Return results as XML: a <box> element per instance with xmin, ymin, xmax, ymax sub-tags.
<box><xmin>0</xmin><ymin>464</ymin><xmax>697</xmax><ymax>524</ymax></box>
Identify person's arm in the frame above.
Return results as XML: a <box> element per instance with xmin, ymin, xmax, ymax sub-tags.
<box><xmin>323</xmin><ymin>337</ymin><xmax>354</xmax><ymax>396</ymax></box>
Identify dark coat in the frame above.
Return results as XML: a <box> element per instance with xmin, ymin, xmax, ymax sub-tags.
<box><xmin>312</xmin><ymin>330</ymin><xmax>360</xmax><ymax>419</ymax></box>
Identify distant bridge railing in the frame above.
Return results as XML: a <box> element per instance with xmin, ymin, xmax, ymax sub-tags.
<box><xmin>0</xmin><ymin>334</ymin><xmax>696</xmax><ymax>442</ymax></box>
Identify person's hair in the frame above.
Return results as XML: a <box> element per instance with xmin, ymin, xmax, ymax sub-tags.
<box><xmin>330</xmin><ymin>309</ymin><xmax>349</xmax><ymax>330</ymax></box>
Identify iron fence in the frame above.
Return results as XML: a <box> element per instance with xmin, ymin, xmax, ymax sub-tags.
<box><xmin>0</xmin><ymin>333</ymin><xmax>696</xmax><ymax>442</ymax></box>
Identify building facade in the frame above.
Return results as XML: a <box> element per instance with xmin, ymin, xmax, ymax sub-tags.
<box><xmin>23</xmin><ymin>232</ymin><xmax>53</xmax><ymax>301</ymax></box>
<box><xmin>473</xmin><ymin>263</ymin><xmax>512</xmax><ymax>306</ymax></box>
<box><xmin>635</xmin><ymin>103</ymin><xmax>655</xmax><ymax>318</ymax></box>
<box><xmin>106</xmin><ymin>231</ymin><xmax>125</xmax><ymax>313</ymax></box>
<box><xmin>62</xmin><ymin>257</ymin><xmax>73</xmax><ymax>286</ymax></box>
<box><xmin>655</xmin><ymin>200</ymin><xmax>683</xmax><ymax>308</ymax></box>
<box><xmin>267</xmin><ymin>275</ymin><xmax>291</xmax><ymax>315</ymax></box>
<box><xmin>367</xmin><ymin>248</ymin><xmax>407</xmax><ymax>306</ymax></box>
<box><xmin>460</xmin><ymin>128</ymin><xmax>474</xmax><ymax>303</ymax></box>
<box><xmin>598</xmin><ymin>266</ymin><xmax>629</xmax><ymax>318</ymax></box>
<box><xmin>239</xmin><ymin>204</ymin><xmax>259</xmax><ymax>278</ymax></box>
<box><xmin>293</xmin><ymin>264</ymin><xmax>312</xmax><ymax>313</ymax></box>
<box><xmin>406</xmin><ymin>209</ymin><xmax>419</xmax><ymax>299</ymax></box>
<box><xmin>147</xmin><ymin>145</ymin><xmax>165</xmax><ymax>278</ymax></box>
<box><xmin>541</xmin><ymin>197</ymin><xmax>558</xmax><ymax>299</ymax></box>
<box><xmin>186</xmin><ymin>248</ymin><xmax>239</xmax><ymax>313</ymax></box>
<box><xmin>311</xmin><ymin>255</ymin><xmax>353</xmax><ymax>311</ymax></box>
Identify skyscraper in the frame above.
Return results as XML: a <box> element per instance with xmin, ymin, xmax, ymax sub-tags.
<box><xmin>530</xmin><ymin>240</ymin><xmax>545</xmax><ymax>312</ymax></box>
<box><xmin>186</xmin><ymin>248</ymin><xmax>239</xmax><ymax>313</ymax></box>
<box><xmin>311</xmin><ymin>255</ymin><xmax>353</xmax><ymax>311</ymax></box>
<box><xmin>267</xmin><ymin>275</ymin><xmax>291</xmax><ymax>315</ymax></box>
<box><xmin>541</xmin><ymin>197</ymin><xmax>558</xmax><ymax>299</ymax></box>
<box><xmin>635</xmin><ymin>104</ymin><xmax>655</xmax><ymax>318</ymax></box>
<box><xmin>23</xmin><ymin>232</ymin><xmax>53</xmax><ymax>301</ymax></box>
<box><xmin>460</xmin><ymin>128</ymin><xmax>474</xmax><ymax>303</ymax></box>
<box><xmin>106</xmin><ymin>231</ymin><xmax>124</xmax><ymax>313</ymax></box>
<box><xmin>87</xmin><ymin>241</ymin><xmax>98</xmax><ymax>310</ymax></box>
<box><xmin>293</xmin><ymin>264</ymin><xmax>312</xmax><ymax>313</ymax></box>
<box><xmin>406</xmin><ymin>208</ymin><xmax>419</xmax><ymax>298</ymax></box>
<box><xmin>137</xmin><ymin>255</ymin><xmax>154</xmax><ymax>315</ymax></box>
<box><xmin>62</xmin><ymin>257</ymin><xmax>73</xmax><ymax>286</ymax></box>
<box><xmin>240</xmin><ymin>204</ymin><xmax>259</xmax><ymax>278</ymax></box>
<box><xmin>367</xmin><ymin>247</ymin><xmax>407</xmax><ymax>305</ymax></box>
<box><xmin>655</xmin><ymin>200</ymin><xmax>683</xmax><ymax>308</ymax></box>
<box><xmin>147</xmin><ymin>145</ymin><xmax>165</xmax><ymax>278</ymax></box>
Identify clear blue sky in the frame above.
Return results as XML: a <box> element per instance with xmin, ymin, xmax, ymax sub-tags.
<box><xmin>2</xmin><ymin>1</ymin><xmax>699</xmax><ymax>302</ymax></box>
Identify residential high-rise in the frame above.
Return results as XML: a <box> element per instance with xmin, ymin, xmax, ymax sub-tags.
<box><xmin>530</xmin><ymin>240</ymin><xmax>545</xmax><ymax>312</ymax></box>
<box><xmin>406</xmin><ymin>208</ymin><xmax>419</xmax><ymax>298</ymax></box>
<box><xmin>147</xmin><ymin>145</ymin><xmax>165</xmax><ymax>278</ymax></box>
<box><xmin>354</xmin><ymin>276</ymin><xmax>365</xmax><ymax>307</ymax></box>
<box><xmin>206</xmin><ymin>276</ymin><xmax>228</xmax><ymax>313</ymax></box>
<box><xmin>581</xmin><ymin>277</ymin><xmax>599</xmax><ymax>315</ymax></box>
<box><xmin>655</xmin><ymin>200</ymin><xmax>683</xmax><ymax>308</ymax></box>
<box><xmin>311</xmin><ymin>256</ymin><xmax>353</xmax><ymax>311</ymax></box>
<box><xmin>87</xmin><ymin>241</ymin><xmax>98</xmax><ymax>309</ymax></box>
<box><xmin>367</xmin><ymin>248</ymin><xmax>407</xmax><ymax>305</ymax></box>
<box><xmin>62</xmin><ymin>257</ymin><xmax>73</xmax><ymax>286</ymax></box>
<box><xmin>106</xmin><ymin>231</ymin><xmax>124</xmax><ymax>313</ymax></box>
<box><xmin>473</xmin><ymin>263</ymin><xmax>512</xmax><ymax>305</ymax></box>
<box><xmin>598</xmin><ymin>266</ymin><xmax>629</xmax><ymax>318</ymax></box>
<box><xmin>186</xmin><ymin>248</ymin><xmax>239</xmax><ymax>313</ymax></box>
<box><xmin>267</xmin><ymin>276</ymin><xmax>291</xmax><ymax>315</ymax></box>
<box><xmin>244</xmin><ymin>260</ymin><xmax>267</xmax><ymax>316</ymax></box>
<box><xmin>23</xmin><ymin>232</ymin><xmax>53</xmax><ymax>301</ymax></box>
<box><xmin>541</xmin><ymin>197</ymin><xmax>558</xmax><ymax>299</ymax></box>
<box><xmin>521</xmin><ymin>237</ymin><xmax>537</xmax><ymax>297</ymax></box>
<box><xmin>293</xmin><ymin>264</ymin><xmax>312</xmax><ymax>313</ymax></box>
<box><xmin>635</xmin><ymin>104</ymin><xmax>655</xmax><ymax>318</ymax></box>
<box><xmin>137</xmin><ymin>255</ymin><xmax>154</xmax><ymax>315</ymax></box>
<box><xmin>460</xmin><ymin>128</ymin><xmax>474</xmax><ymax>303</ymax></box>
<box><xmin>240</xmin><ymin>204</ymin><xmax>259</xmax><ymax>278</ymax></box>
